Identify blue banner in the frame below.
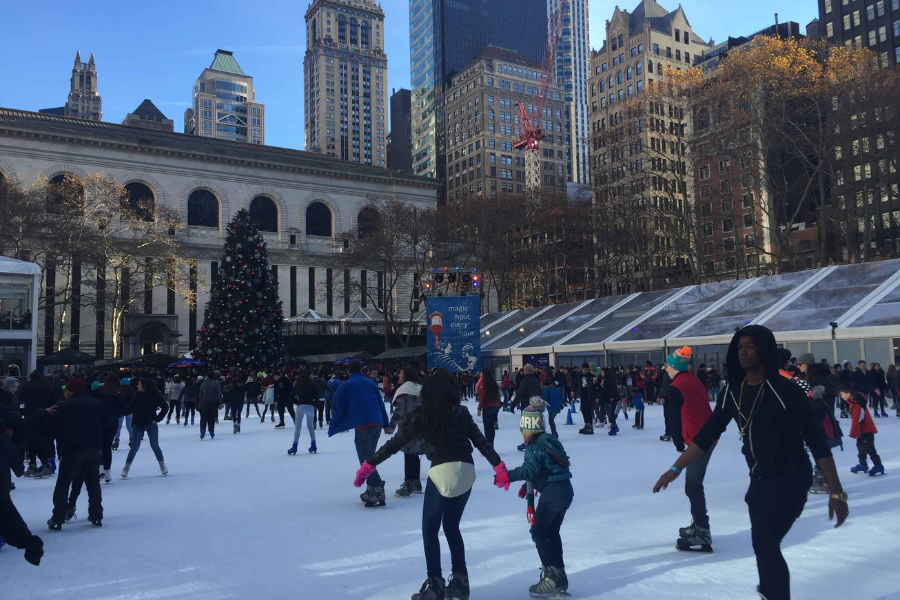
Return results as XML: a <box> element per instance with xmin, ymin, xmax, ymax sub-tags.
<box><xmin>523</xmin><ymin>353</ymin><xmax>550</xmax><ymax>370</ymax></box>
<box><xmin>426</xmin><ymin>296</ymin><xmax>481</xmax><ymax>373</ymax></box>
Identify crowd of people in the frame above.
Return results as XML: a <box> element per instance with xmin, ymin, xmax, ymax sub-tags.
<box><xmin>1</xmin><ymin>326</ymin><xmax>893</xmax><ymax>599</ymax></box>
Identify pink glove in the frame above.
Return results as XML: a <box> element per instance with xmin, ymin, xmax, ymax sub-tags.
<box><xmin>354</xmin><ymin>461</ymin><xmax>376</xmax><ymax>487</ymax></box>
<box><xmin>493</xmin><ymin>462</ymin><xmax>510</xmax><ymax>490</ymax></box>
<box><xmin>526</xmin><ymin>505</ymin><xmax>536</xmax><ymax>525</ymax></box>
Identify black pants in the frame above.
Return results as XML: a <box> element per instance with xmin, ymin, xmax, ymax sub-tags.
<box><xmin>26</xmin><ymin>433</ymin><xmax>53</xmax><ymax>467</ymax></box>
<box><xmin>684</xmin><ymin>446</ymin><xmax>714</xmax><ymax>529</ymax></box>
<box><xmin>404</xmin><ymin>453</ymin><xmax>421</xmax><ymax>481</ymax></box>
<box><xmin>548</xmin><ymin>411</ymin><xmax>559</xmax><ymax>436</ymax></box>
<box><xmin>200</xmin><ymin>401</ymin><xmax>218</xmax><ymax>434</ymax></box>
<box><xmin>183</xmin><ymin>401</ymin><xmax>196</xmax><ymax>421</ymax></box>
<box><xmin>645</xmin><ymin>384</ymin><xmax>655</xmax><ymax>404</ymax></box>
<box><xmin>53</xmin><ymin>448</ymin><xmax>103</xmax><ymax>523</ymax></box>
<box><xmin>262</xmin><ymin>404</ymin><xmax>275</xmax><ymax>418</ymax></box>
<box><xmin>634</xmin><ymin>409</ymin><xmax>645</xmax><ymax>428</ymax></box>
<box><xmin>857</xmin><ymin>432</ymin><xmax>881</xmax><ymax>464</ymax></box>
<box><xmin>606</xmin><ymin>401</ymin><xmax>617</xmax><ymax>428</ymax></box>
<box><xmin>746</xmin><ymin>472</ymin><xmax>810</xmax><ymax>600</ymax></box>
<box><xmin>277</xmin><ymin>401</ymin><xmax>296</xmax><ymax>424</ymax></box>
<box><xmin>101</xmin><ymin>425</ymin><xmax>116</xmax><ymax>471</ymax></box>
<box><xmin>0</xmin><ymin>491</ymin><xmax>36</xmax><ymax>548</ymax></box>
<box><xmin>871</xmin><ymin>391</ymin><xmax>886</xmax><ymax>413</ymax></box>
<box><xmin>231</xmin><ymin>401</ymin><xmax>244</xmax><ymax>425</ymax></box>
<box><xmin>166</xmin><ymin>400</ymin><xmax>180</xmax><ymax>421</ymax></box>
<box><xmin>314</xmin><ymin>400</ymin><xmax>325</xmax><ymax>424</ymax></box>
<box><xmin>531</xmin><ymin>480</ymin><xmax>574</xmax><ymax>569</ymax></box>
<box><xmin>245</xmin><ymin>397</ymin><xmax>261</xmax><ymax>417</ymax></box>
<box><xmin>482</xmin><ymin>406</ymin><xmax>500</xmax><ymax>446</ymax></box>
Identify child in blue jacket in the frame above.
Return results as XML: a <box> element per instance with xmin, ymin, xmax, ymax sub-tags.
<box><xmin>542</xmin><ymin>378</ymin><xmax>562</xmax><ymax>439</ymax></box>
<box><xmin>629</xmin><ymin>388</ymin><xmax>645</xmax><ymax>430</ymax></box>
<box><xmin>504</xmin><ymin>398</ymin><xmax>573</xmax><ymax>598</ymax></box>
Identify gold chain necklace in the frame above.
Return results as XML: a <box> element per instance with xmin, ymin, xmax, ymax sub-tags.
<box><xmin>737</xmin><ymin>377</ymin><xmax>765</xmax><ymax>439</ymax></box>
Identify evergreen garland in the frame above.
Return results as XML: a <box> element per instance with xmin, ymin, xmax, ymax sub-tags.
<box><xmin>195</xmin><ymin>209</ymin><xmax>284</xmax><ymax>371</ymax></box>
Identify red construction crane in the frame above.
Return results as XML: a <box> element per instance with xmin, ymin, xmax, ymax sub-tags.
<box><xmin>514</xmin><ymin>2</ymin><xmax>565</xmax><ymax>201</ymax></box>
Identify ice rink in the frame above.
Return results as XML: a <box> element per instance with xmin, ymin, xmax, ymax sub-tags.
<box><xmin>4</xmin><ymin>403</ymin><xmax>899</xmax><ymax>600</ymax></box>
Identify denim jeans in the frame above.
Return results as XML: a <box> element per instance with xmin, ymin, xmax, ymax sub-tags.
<box><xmin>116</xmin><ymin>414</ymin><xmax>133</xmax><ymax>440</ymax></box>
<box><xmin>354</xmin><ymin>427</ymin><xmax>383</xmax><ymax>487</ymax></box>
<box><xmin>531</xmin><ymin>479</ymin><xmax>574</xmax><ymax>569</ymax></box>
<box><xmin>125</xmin><ymin>423</ymin><xmax>164</xmax><ymax>464</ymax></box>
<box><xmin>422</xmin><ymin>477</ymin><xmax>471</xmax><ymax>579</ymax></box>
<box><xmin>482</xmin><ymin>406</ymin><xmax>500</xmax><ymax>446</ymax></box>
<box><xmin>684</xmin><ymin>446</ymin><xmax>714</xmax><ymax>529</ymax></box>
<box><xmin>293</xmin><ymin>405</ymin><xmax>316</xmax><ymax>444</ymax></box>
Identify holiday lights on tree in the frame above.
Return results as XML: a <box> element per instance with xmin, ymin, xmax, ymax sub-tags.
<box><xmin>195</xmin><ymin>209</ymin><xmax>284</xmax><ymax>372</ymax></box>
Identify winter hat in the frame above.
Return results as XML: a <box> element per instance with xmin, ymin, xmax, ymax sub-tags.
<box><xmin>797</xmin><ymin>353</ymin><xmax>815</xmax><ymax>366</ymax></box>
<box><xmin>120</xmin><ymin>378</ymin><xmax>130</xmax><ymax>386</ymax></box>
<box><xmin>64</xmin><ymin>378</ymin><xmax>87</xmax><ymax>395</ymax></box>
<box><xmin>666</xmin><ymin>346</ymin><xmax>692</xmax><ymax>372</ymax></box>
<box><xmin>91</xmin><ymin>380</ymin><xmax>102</xmax><ymax>391</ymax></box>
<box><xmin>523</xmin><ymin>364</ymin><xmax>536</xmax><ymax>375</ymax></box>
<box><xmin>519</xmin><ymin>397</ymin><xmax>546</xmax><ymax>434</ymax></box>
<box><xmin>3</xmin><ymin>376</ymin><xmax>18</xmax><ymax>391</ymax></box>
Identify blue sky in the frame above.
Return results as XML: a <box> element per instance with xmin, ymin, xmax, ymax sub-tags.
<box><xmin>1</xmin><ymin>0</ymin><xmax>818</xmax><ymax>151</ymax></box>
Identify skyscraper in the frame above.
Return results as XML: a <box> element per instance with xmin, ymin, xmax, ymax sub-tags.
<box><xmin>817</xmin><ymin>0</ymin><xmax>899</xmax><ymax>66</ymax></box>
<box><xmin>184</xmin><ymin>50</ymin><xmax>265</xmax><ymax>144</ymax></box>
<box><xmin>552</xmin><ymin>0</ymin><xmax>591</xmax><ymax>184</ymax></box>
<box><xmin>40</xmin><ymin>51</ymin><xmax>102</xmax><ymax>121</ymax></box>
<box><xmin>304</xmin><ymin>0</ymin><xmax>388</xmax><ymax>166</ymax></box>
<box><xmin>409</xmin><ymin>0</ymin><xmax>548</xmax><ymax>181</ymax></box>
<box><xmin>388</xmin><ymin>88</ymin><xmax>412</xmax><ymax>172</ymax></box>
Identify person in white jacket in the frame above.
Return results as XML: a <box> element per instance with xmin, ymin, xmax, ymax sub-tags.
<box><xmin>165</xmin><ymin>376</ymin><xmax>185</xmax><ymax>425</ymax></box>
<box><xmin>385</xmin><ymin>367</ymin><xmax>424</xmax><ymax>498</ymax></box>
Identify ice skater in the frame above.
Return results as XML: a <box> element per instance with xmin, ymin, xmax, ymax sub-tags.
<box><xmin>504</xmin><ymin>398</ymin><xmax>574</xmax><ymax>598</ymax></box>
<box><xmin>843</xmin><ymin>385</ymin><xmax>885</xmax><ymax>476</ymax></box>
<box><xmin>354</xmin><ymin>374</ymin><xmax>507</xmax><ymax>600</ymax></box>
<box><xmin>653</xmin><ymin>325</ymin><xmax>849</xmax><ymax>600</ymax></box>
<box><xmin>288</xmin><ymin>370</ymin><xmax>317</xmax><ymax>455</ymax></box>
<box><xmin>121</xmin><ymin>379</ymin><xmax>169</xmax><ymax>479</ymax></box>
<box><xmin>0</xmin><ymin>416</ymin><xmax>43</xmax><ymax>565</ymax></box>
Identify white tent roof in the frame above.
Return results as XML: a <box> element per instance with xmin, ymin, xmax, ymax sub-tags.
<box><xmin>0</xmin><ymin>256</ymin><xmax>40</xmax><ymax>276</ymax></box>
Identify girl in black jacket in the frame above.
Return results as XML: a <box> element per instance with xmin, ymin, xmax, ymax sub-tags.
<box><xmin>654</xmin><ymin>326</ymin><xmax>848</xmax><ymax>600</ymax></box>
<box><xmin>91</xmin><ymin>375</ymin><xmax>127</xmax><ymax>482</ymax></box>
<box><xmin>354</xmin><ymin>375</ymin><xmax>506</xmax><ymax>600</ymax></box>
<box><xmin>289</xmin><ymin>370</ymin><xmax>317</xmax><ymax>455</ymax></box>
<box><xmin>121</xmin><ymin>379</ymin><xmax>168</xmax><ymax>479</ymax></box>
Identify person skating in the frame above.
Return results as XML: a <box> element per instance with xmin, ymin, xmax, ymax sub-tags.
<box><xmin>630</xmin><ymin>388</ymin><xmax>645</xmax><ymax>430</ymax></box>
<box><xmin>0</xmin><ymin>417</ymin><xmax>43</xmax><ymax>565</ymax></box>
<box><xmin>273</xmin><ymin>372</ymin><xmax>296</xmax><ymax>429</ymax></box>
<box><xmin>261</xmin><ymin>377</ymin><xmax>276</xmax><ymax>422</ymax></box>
<box><xmin>28</xmin><ymin>378</ymin><xmax>106</xmax><ymax>530</ymax></box>
<box><xmin>244</xmin><ymin>375</ymin><xmax>262</xmax><ymax>419</ymax></box>
<box><xmin>113</xmin><ymin>377</ymin><xmax>135</xmax><ymax>451</ymax></box>
<box><xmin>313</xmin><ymin>370</ymin><xmax>328</xmax><ymax>429</ymax></box>
<box><xmin>165</xmin><ymin>375</ymin><xmax>184</xmax><ymax>425</ymax></box>
<box><xmin>868</xmin><ymin>363</ymin><xmax>888</xmax><ymax>418</ymax></box>
<box><xmin>179</xmin><ymin>377</ymin><xmax>199</xmax><ymax>427</ymax></box>
<box><xmin>386</xmin><ymin>367</ymin><xmax>424</xmax><ymax>498</ymax></box>
<box><xmin>542</xmin><ymin>377</ymin><xmax>562</xmax><ymax>440</ymax></box>
<box><xmin>288</xmin><ymin>370</ymin><xmax>317</xmax><ymax>455</ymax></box>
<box><xmin>842</xmin><ymin>385</ymin><xmax>884</xmax><ymax>476</ymax></box>
<box><xmin>199</xmin><ymin>371</ymin><xmax>223</xmax><ymax>439</ymax></box>
<box><xmin>600</xmin><ymin>369</ymin><xmax>619</xmax><ymax>436</ymax></box>
<box><xmin>503</xmin><ymin>398</ymin><xmax>574</xmax><ymax>598</ymax></box>
<box><xmin>325</xmin><ymin>372</ymin><xmax>342</xmax><ymax>425</ymax></box>
<box><xmin>90</xmin><ymin>375</ymin><xmax>127</xmax><ymax>484</ymax></box>
<box><xmin>476</xmin><ymin>368</ymin><xmax>502</xmax><ymax>446</ymax></box>
<box><xmin>653</xmin><ymin>325</ymin><xmax>849</xmax><ymax>600</ymax></box>
<box><xmin>578</xmin><ymin>363</ymin><xmax>597</xmax><ymax>435</ymax></box>
<box><xmin>354</xmin><ymin>374</ymin><xmax>507</xmax><ymax>600</ymax></box>
<box><xmin>224</xmin><ymin>377</ymin><xmax>245</xmax><ymax>434</ymax></box>
<box><xmin>20</xmin><ymin>370</ymin><xmax>56</xmax><ymax>478</ymax></box>
<box><xmin>121</xmin><ymin>379</ymin><xmax>169</xmax><ymax>479</ymax></box>
<box><xmin>515</xmin><ymin>365</ymin><xmax>543</xmax><ymax>413</ymax></box>
<box><xmin>663</xmin><ymin>346</ymin><xmax>716</xmax><ymax>553</ymax></box>
<box><xmin>329</xmin><ymin>360</ymin><xmax>390</xmax><ymax>507</ymax></box>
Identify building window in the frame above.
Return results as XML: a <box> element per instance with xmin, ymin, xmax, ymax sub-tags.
<box><xmin>306</xmin><ymin>201</ymin><xmax>332</xmax><ymax>237</ymax></box>
<box><xmin>249</xmin><ymin>196</ymin><xmax>278</xmax><ymax>232</ymax></box>
<box><xmin>699</xmin><ymin>165</ymin><xmax>710</xmax><ymax>180</ymax></box>
<box><xmin>187</xmin><ymin>189</ymin><xmax>219</xmax><ymax>228</ymax></box>
<box><xmin>723</xmin><ymin>218</ymin><xmax>734</xmax><ymax>232</ymax></box>
<box><xmin>123</xmin><ymin>182</ymin><xmax>155</xmax><ymax>222</ymax></box>
<box><xmin>653</xmin><ymin>43</ymin><xmax>660</xmax><ymax>55</ymax></box>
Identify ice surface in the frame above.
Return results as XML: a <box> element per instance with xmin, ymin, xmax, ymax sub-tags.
<box><xmin>4</xmin><ymin>404</ymin><xmax>899</xmax><ymax>600</ymax></box>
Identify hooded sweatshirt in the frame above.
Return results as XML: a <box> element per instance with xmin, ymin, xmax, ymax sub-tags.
<box><xmin>692</xmin><ymin>325</ymin><xmax>832</xmax><ymax>477</ymax></box>
<box><xmin>388</xmin><ymin>381</ymin><xmax>424</xmax><ymax>454</ymax></box>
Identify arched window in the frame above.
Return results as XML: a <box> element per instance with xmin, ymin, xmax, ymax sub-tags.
<box><xmin>360</xmin><ymin>21</ymin><xmax>369</xmax><ymax>48</ymax></box>
<box><xmin>46</xmin><ymin>174</ymin><xmax>84</xmax><ymax>215</ymax></box>
<box><xmin>648</xmin><ymin>60</ymin><xmax>653</xmax><ymax>73</ymax></box>
<box><xmin>636</xmin><ymin>61</ymin><xmax>642</xmax><ymax>75</ymax></box>
<box><xmin>626</xmin><ymin>67</ymin><xmax>632</xmax><ymax>80</ymax></box>
<box><xmin>608</xmin><ymin>76</ymin><xmax>613</xmax><ymax>89</ymax></box>
<box><xmin>349</xmin><ymin>18</ymin><xmax>358</xmax><ymax>45</ymax></box>
<box><xmin>617</xmin><ymin>71</ymin><xmax>623</xmax><ymax>84</ymax></box>
<box><xmin>187</xmin><ymin>189</ymin><xmax>219</xmax><ymax>228</ymax></box>
<box><xmin>123</xmin><ymin>182</ymin><xmax>155</xmax><ymax>221</ymax></box>
<box><xmin>358</xmin><ymin>207</ymin><xmax>380</xmax><ymax>239</ymax></box>
<box><xmin>249</xmin><ymin>196</ymin><xmax>278</xmax><ymax>232</ymax></box>
<box><xmin>306</xmin><ymin>201</ymin><xmax>332</xmax><ymax>237</ymax></box>
<box><xmin>697</xmin><ymin>107</ymin><xmax>710</xmax><ymax>130</ymax></box>
<box><xmin>337</xmin><ymin>16</ymin><xmax>346</xmax><ymax>42</ymax></box>
<box><xmin>716</xmin><ymin>100</ymin><xmax>730</xmax><ymax>123</ymax></box>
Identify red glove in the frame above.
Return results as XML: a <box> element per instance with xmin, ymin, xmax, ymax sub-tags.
<box><xmin>354</xmin><ymin>461</ymin><xmax>376</xmax><ymax>487</ymax></box>
<box><xmin>493</xmin><ymin>462</ymin><xmax>510</xmax><ymax>490</ymax></box>
<box><xmin>526</xmin><ymin>506</ymin><xmax>536</xmax><ymax>525</ymax></box>
<box><xmin>518</xmin><ymin>484</ymin><xmax>527</xmax><ymax>498</ymax></box>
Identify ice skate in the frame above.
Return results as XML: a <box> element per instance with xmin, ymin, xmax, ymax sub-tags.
<box><xmin>308</xmin><ymin>441</ymin><xmax>317</xmax><ymax>454</ymax></box>
<box><xmin>46</xmin><ymin>518</ymin><xmax>63</xmax><ymax>531</ymax></box>
<box><xmin>412</xmin><ymin>479</ymin><xmax>423</xmax><ymax>494</ymax></box>
<box><xmin>395</xmin><ymin>480</ymin><xmax>413</xmax><ymax>498</ymax></box>
<box><xmin>104</xmin><ymin>469</ymin><xmax>112</xmax><ymax>483</ymax></box>
<box><xmin>446</xmin><ymin>572</ymin><xmax>470</xmax><ymax>600</ymax></box>
<box><xmin>578</xmin><ymin>426</ymin><xmax>594</xmax><ymax>435</ymax></box>
<box><xmin>159</xmin><ymin>461</ymin><xmax>168</xmax><ymax>476</ymax></box>
<box><xmin>850</xmin><ymin>461</ymin><xmax>869</xmax><ymax>474</ymax></box>
<box><xmin>881</xmin><ymin>410</ymin><xmax>888</xmax><ymax>418</ymax></box>
<box><xmin>517</xmin><ymin>443</ymin><xmax>527</xmax><ymax>451</ymax></box>
<box><xmin>288</xmin><ymin>443</ymin><xmax>298</xmax><ymax>455</ymax></box>
<box><xmin>89</xmin><ymin>518</ymin><xmax>102</xmax><ymax>527</ymax></box>
<box><xmin>34</xmin><ymin>465</ymin><xmax>53</xmax><ymax>479</ymax></box>
<box><xmin>365</xmin><ymin>485</ymin><xmax>386</xmax><ymax>508</ymax></box>
<box><xmin>275</xmin><ymin>422</ymin><xmax>285</xmax><ymax>429</ymax></box>
<box><xmin>868</xmin><ymin>463</ymin><xmax>885</xmax><ymax>476</ymax></box>
<box><xmin>233</xmin><ymin>423</ymin><xmax>240</xmax><ymax>434</ymax></box>
<box><xmin>200</xmin><ymin>430</ymin><xmax>206</xmax><ymax>440</ymax></box>
<box><xmin>411</xmin><ymin>577</ymin><xmax>446</xmax><ymax>600</ymax></box>
<box><xmin>176</xmin><ymin>416</ymin><xmax>180</xmax><ymax>425</ymax></box>
<box><xmin>360</xmin><ymin>484</ymin><xmax>375</xmax><ymax>504</ymax></box>
<box><xmin>166</xmin><ymin>418</ymin><xmax>170</xmax><ymax>425</ymax></box>
<box><xmin>24</xmin><ymin>465</ymin><xmax>37</xmax><ymax>477</ymax></box>
<box><xmin>64</xmin><ymin>507</ymin><xmax>76</xmax><ymax>522</ymax></box>
<box><xmin>808</xmin><ymin>469</ymin><xmax>829</xmax><ymax>494</ymax></box>
<box><xmin>529</xmin><ymin>566</ymin><xmax>570</xmax><ymax>598</ymax></box>
<box><xmin>840</xmin><ymin>411</ymin><xmax>849</xmax><ymax>419</ymax></box>
<box><xmin>676</xmin><ymin>524</ymin><xmax>712</xmax><ymax>553</ymax></box>
<box><xmin>261</xmin><ymin>416</ymin><xmax>265</xmax><ymax>423</ymax></box>
<box><xmin>121</xmin><ymin>463</ymin><xmax>131</xmax><ymax>479</ymax></box>
<box><xmin>111</xmin><ymin>438</ymin><xmax>119</xmax><ymax>451</ymax></box>
<box><xmin>210</xmin><ymin>431</ymin><xmax>215</xmax><ymax>439</ymax></box>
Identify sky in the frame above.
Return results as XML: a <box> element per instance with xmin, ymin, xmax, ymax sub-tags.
<box><xmin>1</xmin><ymin>0</ymin><xmax>820</xmax><ymax>151</ymax></box>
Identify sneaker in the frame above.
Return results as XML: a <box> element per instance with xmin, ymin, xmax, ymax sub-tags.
<box><xmin>411</xmin><ymin>577</ymin><xmax>446</xmax><ymax>600</ymax></box>
<box><xmin>395</xmin><ymin>480</ymin><xmax>413</xmax><ymax>498</ymax></box>
<box><xmin>446</xmin><ymin>572</ymin><xmax>470</xmax><ymax>600</ymax></box>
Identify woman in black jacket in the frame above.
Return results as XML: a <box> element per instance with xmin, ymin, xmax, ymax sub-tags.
<box><xmin>224</xmin><ymin>378</ymin><xmax>246</xmax><ymax>434</ymax></box>
<box><xmin>354</xmin><ymin>374</ymin><xmax>506</xmax><ymax>600</ymax></box>
<box><xmin>289</xmin><ymin>370</ymin><xmax>317</xmax><ymax>455</ymax></box>
<box><xmin>654</xmin><ymin>325</ymin><xmax>848</xmax><ymax>600</ymax></box>
<box><xmin>91</xmin><ymin>375</ymin><xmax>127</xmax><ymax>483</ymax></box>
<box><xmin>179</xmin><ymin>377</ymin><xmax>199</xmax><ymax>427</ymax></box>
<box><xmin>868</xmin><ymin>363</ymin><xmax>888</xmax><ymax>417</ymax></box>
<box><xmin>121</xmin><ymin>378</ymin><xmax>168</xmax><ymax>479</ymax></box>
<box><xmin>20</xmin><ymin>371</ymin><xmax>55</xmax><ymax>477</ymax></box>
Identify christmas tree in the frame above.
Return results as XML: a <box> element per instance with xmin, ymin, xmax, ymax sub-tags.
<box><xmin>195</xmin><ymin>209</ymin><xmax>284</xmax><ymax>372</ymax></box>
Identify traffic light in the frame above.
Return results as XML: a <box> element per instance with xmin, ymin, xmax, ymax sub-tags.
<box><xmin>425</xmin><ymin>281</ymin><xmax>432</xmax><ymax>291</ymax></box>
<box><xmin>434</xmin><ymin>273</ymin><xmax>444</xmax><ymax>284</ymax></box>
<box><xmin>461</xmin><ymin>273</ymin><xmax>471</xmax><ymax>285</ymax></box>
<box><xmin>473</xmin><ymin>274</ymin><xmax>480</xmax><ymax>288</ymax></box>
<box><xmin>448</xmin><ymin>273</ymin><xmax>457</xmax><ymax>283</ymax></box>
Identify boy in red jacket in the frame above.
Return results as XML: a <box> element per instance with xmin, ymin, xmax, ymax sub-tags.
<box><xmin>840</xmin><ymin>385</ymin><xmax>884</xmax><ymax>476</ymax></box>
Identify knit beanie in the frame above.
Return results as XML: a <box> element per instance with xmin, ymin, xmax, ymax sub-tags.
<box><xmin>519</xmin><ymin>397</ymin><xmax>546</xmax><ymax>434</ymax></box>
<box><xmin>666</xmin><ymin>346</ymin><xmax>692</xmax><ymax>372</ymax></box>
<box><xmin>91</xmin><ymin>380</ymin><xmax>102</xmax><ymax>391</ymax></box>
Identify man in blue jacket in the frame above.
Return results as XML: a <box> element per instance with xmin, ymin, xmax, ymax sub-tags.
<box><xmin>328</xmin><ymin>361</ymin><xmax>390</xmax><ymax>507</ymax></box>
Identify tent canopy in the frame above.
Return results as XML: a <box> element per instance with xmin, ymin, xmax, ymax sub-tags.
<box><xmin>0</xmin><ymin>256</ymin><xmax>41</xmax><ymax>276</ymax></box>
<box><xmin>372</xmin><ymin>347</ymin><xmax>427</xmax><ymax>360</ymax></box>
<box><xmin>37</xmin><ymin>347</ymin><xmax>95</xmax><ymax>367</ymax></box>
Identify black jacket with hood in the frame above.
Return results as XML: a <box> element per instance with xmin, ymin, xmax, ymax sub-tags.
<box><xmin>692</xmin><ymin>325</ymin><xmax>832</xmax><ymax>478</ymax></box>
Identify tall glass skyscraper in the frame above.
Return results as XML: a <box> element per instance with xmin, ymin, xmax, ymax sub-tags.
<box><xmin>552</xmin><ymin>0</ymin><xmax>590</xmax><ymax>184</ymax></box>
<box><xmin>409</xmin><ymin>0</ymin><xmax>548</xmax><ymax>182</ymax></box>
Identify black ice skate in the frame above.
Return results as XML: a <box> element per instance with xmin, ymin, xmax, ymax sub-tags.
<box><xmin>411</xmin><ymin>577</ymin><xmax>446</xmax><ymax>600</ymax></box>
<box><xmin>395</xmin><ymin>480</ymin><xmax>414</xmax><ymax>498</ymax></box>
<box><xmin>47</xmin><ymin>518</ymin><xmax>63</xmax><ymax>531</ymax></box>
<box><xmin>364</xmin><ymin>485</ymin><xmax>386</xmax><ymax>508</ymax></box>
<box><xmin>676</xmin><ymin>524</ymin><xmax>712</xmax><ymax>553</ymax></box>
<box><xmin>446</xmin><ymin>572</ymin><xmax>470</xmax><ymax>600</ymax></box>
<box><xmin>529</xmin><ymin>566</ymin><xmax>570</xmax><ymax>598</ymax></box>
